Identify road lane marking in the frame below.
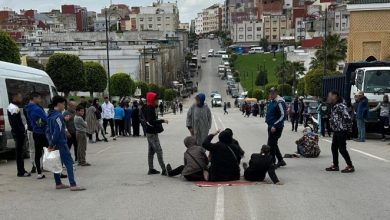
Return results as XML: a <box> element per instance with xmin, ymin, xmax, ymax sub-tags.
<box><xmin>214</xmin><ymin>186</ymin><xmax>224</xmax><ymax>220</ymax></box>
<box><xmin>212</xmin><ymin>114</ymin><xmax>219</xmax><ymax>130</ymax></box>
<box><xmin>96</xmin><ymin>145</ymin><xmax>115</xmax><ymax>154</ymax></box>
<box><xmin>322</xmin><ymin>138</ymin><xmax>389</xmax><ymax>162</ymax></box>
<box><xmin>217</xmin><ymin>116</ymin><xmax>226</xmax><ymax>130</ymax></box>
<box><xmin>350</xmin><ymin>148</ymin><xmax>390</xmax><ymax>162</ymax></box>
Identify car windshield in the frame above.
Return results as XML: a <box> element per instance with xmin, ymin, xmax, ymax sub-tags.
<box><xmin>214</xmin><ymin>98</ymin><xmax>222</xmax><ymax>101</ymax></box>
<box><xmin>364</xmin><ymin>70</ymin><xmax>390</xmax><ymax>93</ymax></box>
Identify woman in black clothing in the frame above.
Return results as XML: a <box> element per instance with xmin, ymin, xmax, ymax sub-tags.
<box><xmin>92</xmin><ymin>98</ymin><xmax>107</xmax><ymax>141</ymax></box>
<box><xmin>132</xmin><ymin>101</ymin><xmax>141</xmax><ymax>136</ymax></box>
<box><xmin>202</xmin><ymin>129</ymin><xmax>241</xmax><ymax>182</ymax></box>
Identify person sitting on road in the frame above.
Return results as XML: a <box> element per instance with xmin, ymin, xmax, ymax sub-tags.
<box><xmin>202</xmin><ymin>129</ymin><xmax>241</xmax><ymax>182</ymax></box>
<box><xmin>224</xmin><ymin>128</ymin><xmax>245</xmax><ymax>159</ymax></box>
<box><xmin>243</xmin><ymin>145</ymin><xmax>282</xmax><ymax>185</ymax></box>
<box><xmin>166</xmin><ymin>136</ymin><xmax>208</xmax><ymax>181</ymax></box>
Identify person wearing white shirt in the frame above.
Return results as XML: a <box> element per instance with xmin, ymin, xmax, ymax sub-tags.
<box><xmin>101</xmin><ymin>97</ymin><xmax>115</xmax><ymax>137</ymax></box>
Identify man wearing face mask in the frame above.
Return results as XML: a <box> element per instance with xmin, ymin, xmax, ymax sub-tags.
<box><xmin>186</xmin><ymin>93</ymin><xmax>212</xmax><ymax>146</ymax></box>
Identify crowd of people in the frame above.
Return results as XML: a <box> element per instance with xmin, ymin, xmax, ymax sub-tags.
<box><xmin>11</xmin><ymin>85</ymin><xmax>383</xmax><ymax>190</ymax></box>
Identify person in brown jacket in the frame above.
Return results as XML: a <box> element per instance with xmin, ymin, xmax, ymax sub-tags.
<box><xmin>166</xmin><ymin>136</ymin><xmax>208</xmax><ymax>181</ymax></box>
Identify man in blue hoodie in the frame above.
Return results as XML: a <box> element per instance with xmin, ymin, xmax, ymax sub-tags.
<box><xmin>265</xmin><ymin>88</ymin><xmax>287</xmax><ymax>167</ymax></box>
<box><xmin>47</xmin><ymin>96</ymin><xmax>85</xmax><ymax>191</ymax></box>
<box><xmin>25</xmin><ymin>92</ymin><xmax>48</xmax><ymax>179</ymax></box>
<box><xmin>355</xmin><ymin>91</ymin><xmax>368</xmax><ymax>142</ymax></box>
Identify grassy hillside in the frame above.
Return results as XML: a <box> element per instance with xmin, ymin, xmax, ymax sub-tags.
<box><xmin>233</xmin><ymin>52</ymin><xmax>283</xmax><ymax>91</ymax></box>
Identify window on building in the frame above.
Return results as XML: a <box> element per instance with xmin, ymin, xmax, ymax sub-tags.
<box><xmin>297</xmin><ymin>21</ymin><xmax>302</xmax><ymax>25</ymax></box>
<box><xmin>247</xmin><ymin>35</ymin><xmax>252</xmax><ymax>39</ymax></box>
<box><xmin>273</xmin><ymin>28</ymin><xmax>277</xmax><ymax>32</ymax></box>
<box><xmin>256</xmin><ymin>34</ymin><xmax>261</xmax><ymax>39</ymax></box>
<box><xmin>257</xmin><ymin>27</ymin><xmax>261</xmax><ymax>31</ymax></box>
<box><xmin>336</xmin><ymin>23</ymin><xmax>339</xmax><ymax>28</ymax></box>
<box><xmin>157</xmin><ymin>24</ymin><xmax>161</xmax><ymax>29</ymax></box>
<box><xmin>157</xmin><ymin>17</ymin><xmax>161</xmax><ymax>21</ymax></box>
<box><xmin>149</xmin><ymin>24</ymin><xmax>153</xmax><ymax>29</ymax></box>
<box><xmin>239</xmin><ymin>35</ymin><xmax>243</xmax><ymax>39</ymax></box>
<box><xmin>247</xmin><ymin>27</ymin><xmax>252</xmax><ymax>31</ymax></box>
<box><xmin>140</xmin><ymin>18</ymin><xmax>144</xmax><ymax>22</ymax></box>
<box><xmin>166</xmin><ymin>17</ymin><xmax>170</xmax><ymax>20</ymax></box>
<box><xmin>342</xmin><ymin>23</ymin><xmax>346</xmax><ymax>28</ymax></box>
<box><xmin>148</xmin><ymin>17</ymin><xmax>153</xmax><ymax>22</ymax></box>
<box><xmin>140</xmin><ymin>24</ymin><xmax>144</xmax><ymax>30</ymax></box>
<box><xmin>272</xmin><ymin>35</ymin><xmax>277</xmax><ymax>39</ymax></box>
<box><xmin>239</xmin><ymin>27</ymin><xmax>243</xmax><ymax>31</ymax></box>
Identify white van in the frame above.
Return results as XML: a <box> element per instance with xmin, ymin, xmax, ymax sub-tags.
<box><xmin>249</xmin><ymin>47</ymin><xmax>264</xmax><ymax>54</ymax></box>
<box><xmin>221</xmin><ymin>54</ymin><xmax>229</xmax><ymax>62</ymax></box>
<box><xmin>0</xmin><ymin>61</ymin><xmax>57</xmax><ymax>154</ymax></box>
<box><xmin>215</xmin><ymin>50</ymin><xmax>227</xmax><ymax>57</ymax></box>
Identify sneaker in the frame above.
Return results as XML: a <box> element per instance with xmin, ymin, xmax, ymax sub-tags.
<box><xmin>37</xmin><ymin>174</ymin><xmax>45</xmax><ymax>179</ymax></box>
<box><xmin>17</xmin><ymin>172</ymin><xmax>31</xmax><ymax>177</ymax></box>
<box><xmin>60</xmin><ymin>173</ymin><xmax>68</xmax><ymax>178</ymax></box>
<box><xmin>56</xmin><ymin>184</ymin><xmax>70</xmax><ymax>190</ymax></box>
<box><xmin>166</xmin><ymin>164</ymin><xmax>172</xmax><ymax>177</ymax></box>
<box><xmin>325</xmin><ymin>165</ymin><xmax>339</xmax><ymax>171</ymax></box>
<box><xmin>104</xmin><ymin>138</ymin><xmax>109</xmax><ymax>142</ymax></box>
<box><xmin>30</xmin><ymin>166</ymin><xmax>36</xmax><ymax>174</ymax></box>
<box><xmin>242</xmin><ymin>162</ymin><xmax>248</xmax><ymax>171</ymax></box>
<box><xmin>341</xmin><ymin>166</ymin><xmax>355</xmax><ymax>173</ymax></box>
<box><xmin>277</xmin><ymin>160</ymin><xmax>287</xmax><ymax>167</ymax></box>
<box><xmin>70</xmin><ymin>186</ymin><xmax>86</xmax><ymax>191</ymax></box>
<box><xmin>147</xmin><ymin>169</ymin><xmax>160</xmax><ymax>175</ymax></box>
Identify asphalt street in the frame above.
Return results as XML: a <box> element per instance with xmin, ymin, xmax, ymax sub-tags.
<box><xmin>1</xmin><ymin>39</ymin><xmax>390</xmax><ymax>220</ymax></box>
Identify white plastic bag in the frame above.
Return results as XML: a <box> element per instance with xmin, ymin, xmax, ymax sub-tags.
<box><xmin>43</xmin><ymin>147</ymin><xmax>63</xmax><ymax>174</ymax></box>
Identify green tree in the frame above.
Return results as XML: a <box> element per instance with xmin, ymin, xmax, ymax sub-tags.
<box><xmin>255</xmin><ymin>68</ymin><xmax>268</xmax><ymax>87</ymax></box>
<box><xmin>84</xmin><ymin>61</ymin><xmax>107</xmax><ymax>98</ymax></box>
<box><xmin>310</xmin><ymin>33</ymin><xmax>347</xmax><ymax>72</ymax></box>
<box><xmin>297</xmin><ymin>79</ymin><xmax>306</xmax><ymax>96</ymax></box>
<box><xmin>275</xmin><ymin>61</ymin><xmax>305</xmax><ymax>86</ymax></box>
<box><xmin>46</xmin><ymin>53</ymin><xmax>85</xmax><ymax>97</ymax></box>
<box><xmin>0</xmin><ymin>31</ymin><xmax>20</xmax><ymax>64</ymax></box>
<box><xmin>259</xmin><ymin>38</ymin><xmax>269</xmax><ymax>52</ymax></box>
<box><xmin>110</xmin><ymin>73</ymin><xmax>135</xmax><ymax>98</ymax></box>
<box><xmin>27</xmin><ymin>57</ymin><xmax>44</xmax><ymax>70</ymax></box>
<box><xmin>134</xmin><ymin>81</ymin><xmax>148</xmax><ymax>98</ymax></box>
<box><xmin>164</xmin><ymin>89</ymin><xmax>177</xmax><ymax>101</ymax></box>
<box><xmin>247</xmin><ymin>89</ymin><xmax>253</xmax><ymax>98</ymax></box>
<box><xmin>304</xmin><ymin>69</ymin><xmax>324</xmax><ymax>96</ymax></box>
<box><xmin>277</xmin><ymin>84</ymin><xmax>292</xmax><ymax>97</ymax></box>
<box><xmin>265</xmin><ymin>83</ymin><xmax>278</xmax><ymax>93</ymax></box>
<box><xmin>252</xmin><ymin>89</ymin><xmax>264</xmax><ymax>100</ymax></box>
<box><xmin>148</xmin><ymin>83</ymin><xmax>161</xmax><ymax>97</ymax></box>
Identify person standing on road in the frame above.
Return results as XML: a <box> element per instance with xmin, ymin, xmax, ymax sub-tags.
<box><xmin>47</xmin><ymin>96</ymin><xmax>86</xmax><ymax>191</ymax></box>
<box><xmin>355</xmin><ymin>91</ymin><xmax>368</xmax><ymax>142</ymax></box>
<box><xmin>186</xmin><ymin>93</ymin><xmax>212</xmax><ymax>145</ymax></box>
<box><xmin>144</xmin><ymin>92</ymin><xmax>168</xmax><ymax>175</ymax></box>
<box><xmin>123</xmin><ymin>104</ymin><xmax>133</xmax><ymax>136</ymax></box>
<box><xmin>298</xmin><ymin>96</ymin><xmax>304</xmax><ymax>124</ymax></box>
<box><xmin>113</xmin><ymin>101</ymin><xmax>124</xmax><ymax>137</ymax></box>
<box><xmin>63</xmin><ymin>101</ymin><xmax>78</xmax><ymax>161</ymax></box>
<box><xmin>85</xmin><ymin>101</ymin><xmax>99</xmax><ymax>143</ymax></box>
<box><xmin>74</xmin><ymin>105</ymin><xmax>90</xmax><ymax>166</ymax></box>
<box><xmin>370</xmin><ymin>95</ymin><xmax>390</xmax><ymax>141</ymax></box>
<box><xmin>25</xmin><ymin>92</ymin><xmax>47</xmax><ymax>179</ymax></box>
<box><xmin>179</xmin><ymin>102</ymin><xmax>183</xmax><ymax>114</ymax></box>
<box><xmin>290</xmin><ymin>96</ymin><xmax>300</xmax><ymax>132</ymax></box>
<box><xmin>265</xmin><ymin>88</ymin><xmax>287</xmax><ymax>167</ymax></box>
<box><xmin>132</xmin><ymin>101</ymin><xmax>141</xmax><ymax>137</ymax></box>
<box><xmin>326</xmin><ymin>90</ymin><xmax>355</xmax><ymax>173</ymax></box>
<box><xmin>8</xmin><ymin>93</ymin><xmax>31</xmax><ymax>177</ymax></box>
<box><xmin>223</xmin><ymin>102</ymin><xmax>228</xmax><ymax>115</ymax></box>
<box><xmin>102</xmin><ymin>97</ymin><xmax>115</xmax><ymax>137</ymax></box>
<box><xmin>24</xmin><ymin>99</ymin><xmax>36</xmax><ymax>174</ymax></box>
<box><xmin>318</xmin><ymin>97</ymin><xmax>332</xmax><ymax>137</ymax></box>
<box><xmin>259</xmin><ymin>101</ymin><xmax>265</xmax><ymax>118</ymax></box>
<box><xmin>243</xmin><ymin>145</ymin><xmax>282</xmax><ymax>185</ymax></box>
<box><xmin>159</xmin><ymin>102</ymin><xmax>164</xmax><ymax>116</ymax></box>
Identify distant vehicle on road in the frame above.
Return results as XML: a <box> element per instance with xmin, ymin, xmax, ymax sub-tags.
<box><xmin>215</xmin><ymin>50</ymin><xmax>227</xmax><ymax>57</ymax></box>
<box><xmin>209</xmin><ymin>34</ymin><xmax>215</xmax><ymax>40</ymax></box>
<box><xmin>210</xmin><ymin>91</ymin><xmax>219</xmax><ymax>98</ymax></box>
<box><xmin>0</xmin><ymin>61</ymin><xmax>57</xmax><ymax>155</ymax></box>
<box><xmin>211</xmin><ymin>94</ymin><xmax>222</xmax><ymax>107</ymax></box>
<box><xmin>208</xmin><ymin>49</ymin><xmax>214</xmax><ymax>57</ymax></box>
<box><xmin>249</xmin><ymin>47</ymin><xmax>264</xmax><ymax>54</ymax></box>
<box><xmin>222</xmin><ymin>54</ymin><xmax>229</xmax><ymax>62</ymax></box>
<box><xmin>201</xmin><ymin>54</ymin><xmax>207</xmax><ymax>63</ymax></box>
<box><xmin>231</xmin><ymin>88</ymin><xmax>239</xmax><ymax>98</ymax></box>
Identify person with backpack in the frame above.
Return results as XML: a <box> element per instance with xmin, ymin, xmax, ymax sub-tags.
<box><xmin>202</xmin><ymin>129</ymin><xmax>241</xmax><ymax>181</ymax></box>
<box><xmin>145</xmin><ymin>92</ymin><xmax>169</xmax><ymax>175</ymax></box>
<box><xmin>318</xmin><ymin>97</ymin><xmax>332</xmax><ymax>137</ymax></box>
<box><xmin>265</xmin><ymin>87</ymin><xmax>287</xmax><ymax>167</ymax></box>
<box><xmin>243</xmin><ymin>145</ymin><xmax>282</xmax><ymax>184</ymax></box>
<box><xmin>166</xmin><ymin>136</ymin><xmax>208</xmax><ymax>181</ymax></box>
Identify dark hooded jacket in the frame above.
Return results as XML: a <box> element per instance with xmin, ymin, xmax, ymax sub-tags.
<box><xmin>145</xmin><ymin>92</ymin><xmax>165</xmax><ymax>134</ymax></box>
<box><xmin>202</xmin><ymin>131</ymin><xmax>241</xmax><ymax>181</ymax></box>
<box><xmin>182</xmin><ymin>136</ymin><xmax>209</xmax><ymax>176</ymax></box>
<box><xmin>244</xmin><ymin>153</ymin><xmax>279</xmax><ymax>183</ymax></box>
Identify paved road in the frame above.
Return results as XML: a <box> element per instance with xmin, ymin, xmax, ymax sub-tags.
<box><xmin>1</xmin><ymin>39</ymin><xmax>390</xmax><ymax>220</ymax></box>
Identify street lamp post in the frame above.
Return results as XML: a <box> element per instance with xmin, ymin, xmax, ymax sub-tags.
<box><xmin>105</xmin><ymin>8</ymin><xmax>111</xmax><ymax>99</ymax></box>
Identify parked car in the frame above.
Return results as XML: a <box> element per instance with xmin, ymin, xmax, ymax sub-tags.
<box><xmin>249</xmin><ymin>47</ymin><xmax>264</xmax><ymax>54</ymax></box>
<box><xmin>201</xmin><ymin>54</ymin><xmax>207</xmax><ymax>63</ymax></box>
<box><xmin>208</xmin><ymin>49</ymin><xmax>214</xmax><ymax>57</ymax></box>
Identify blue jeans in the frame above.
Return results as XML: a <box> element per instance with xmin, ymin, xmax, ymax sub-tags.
<box><xmin>54</xmin><ymin>143</ymin><xmax>76</xmax><ymax>186</ymax></box>
<box><xmin>356</xmin><ymin>118</ymin><xmax>366</xmax><ymax>141</ymax></box>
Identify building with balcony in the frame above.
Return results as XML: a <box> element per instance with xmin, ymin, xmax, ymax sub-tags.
<box><xmin>136</xmin><ymin>2</ymin><xmax>179</xmax><ymax>32</ymax></box>
<box><xmin>231</xmin><ymin>20</ymin><xmax>264</xmax><ymax>44</ymax></box>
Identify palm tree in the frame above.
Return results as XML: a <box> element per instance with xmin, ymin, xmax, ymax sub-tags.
<box><xmin>310</xmin><ymin>33</ymin><xmax>347</xmax><ymax>72</ymax></box>
<box><xmin>276</xmin><ymin>61</ymin><xmax>305</xmax><ymax>89</ymax></box>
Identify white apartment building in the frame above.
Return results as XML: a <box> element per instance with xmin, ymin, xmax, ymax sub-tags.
<box><xmin>333</xmin><ymin>4</ymin><xmax>349</xmax><ymax>38</ymax></box>
<box><xmin>195</xmin><ymin>12</ymin><xmax>203</xmax><ymax>35</ymax></box>
<box><xmin>179</xmin><ymin>22</ymin><xmax>190</xmax><ymax>31</ymax></box>
<box><xmin>231</xmin><ymin>20</ymin><xmax>264</xmax><ymax>44</ymax></box>
<box><xmin>263</xmin><ymin>14</ymin><xmax>294</xmax><ymax>43</ymax></box>
<box><xmin>136</xmin><ymin>3</ymin><xmax>179</xmax><ymax>32</ymax></box>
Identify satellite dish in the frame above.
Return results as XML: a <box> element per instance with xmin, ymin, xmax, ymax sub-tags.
<box><xmin>366</xmin><ymin>56</ymin><xmax>377</xmax><ymax>62</ymax></box>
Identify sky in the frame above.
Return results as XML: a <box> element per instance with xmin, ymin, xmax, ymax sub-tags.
<box><xmin>0</xmin><ymin>0</ymin><xmax>224</xmax><ymax>23</ymax></box>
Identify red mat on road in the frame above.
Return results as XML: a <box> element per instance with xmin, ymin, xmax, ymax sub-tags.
<box><xmin>193</xmin><ymin>180</ymin><xmax>257</xmax><ymax>187</ymax></box>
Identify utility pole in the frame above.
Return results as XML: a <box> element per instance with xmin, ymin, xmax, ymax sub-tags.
<box><xmin>324</xmin><ymin>8</ymin><xmax>328</xmax><ymax>77</ymax></box>
<box><xmin>105</xmin><ymin>7</ymin><xmax>111</xmax><ymax>99</ymax></box>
